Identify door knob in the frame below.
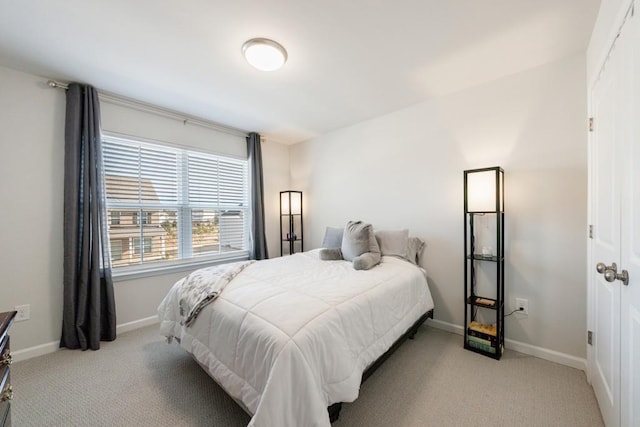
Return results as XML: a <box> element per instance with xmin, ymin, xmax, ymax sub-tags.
<box><xmin>605</xmin><ymin>269</ymin><xmax>629</xmax><ymax>286</ymax></box>
<box><xmin>616</xmin><ymin>269</ymin><xmax>629</xmax><ymax>286</ymax></box>
<box><xmin>596</xmin><ymin>262</ymin><xmax>617</xmax><ymax>274</ymax></box>
<box><xmin>604</xmin><ymin>269</ymin><xmax>617</xmax><ymax>282</ymax></box>
<box><xmin>598</xmin><ymin>262</ymin><xmax>629</xmax><ymax>286</ymax></box>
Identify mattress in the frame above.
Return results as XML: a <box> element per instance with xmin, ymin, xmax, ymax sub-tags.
<box><xmin>158</xmin><ymin>249</ymin><xmax>434</xmax><ymax>427</ymax></box>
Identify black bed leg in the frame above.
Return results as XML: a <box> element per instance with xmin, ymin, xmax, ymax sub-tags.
<box><xmin>408</xmin><ymin>325</ymin><xmax>419</xmax><ymax>340</ymax></box>
<box><xmin>328</xmin><ymin>402</ymin><xmax>342</xmax><ymax>423</ymax></box>
<box><xmin>410</xmin><ymin>310</ymin><xmax>433</xmax><ymax>339</ymax></box>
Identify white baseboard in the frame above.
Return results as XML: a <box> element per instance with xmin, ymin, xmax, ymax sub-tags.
<box><xmin>428</xmin><ymin>318</ymin><xmax>465</xmax><ymax>335</ymax></box>
<box><xmin>427</xmin><ymin>319</ymin><xmax>587</xmax><ymax>371</ymax></box>
<box><xmin>116</xmin><ymin>315</ymin><xmax>159</xmax><ymax>334</ymax></box>
<box><xmin>12</xmin><ymin>315</ymin><xmax>160</xmax><ymax>363</ymax></box>
<box><xmin>12</xmin><ymin>340</ymin><xmax>60</xmax><ymax>363</ymax></box>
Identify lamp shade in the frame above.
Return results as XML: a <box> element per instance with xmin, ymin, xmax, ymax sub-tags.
<box><xmin>464</xmin><ymin>167</ymin><xmax>504</xmax><ymax>213</ymax></box>
<box><xmin>280</xmin><ymin>191</ymin><xmax>302</xmax><ymax>215</ymax></box>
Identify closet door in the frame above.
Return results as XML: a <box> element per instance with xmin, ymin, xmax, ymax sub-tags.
<box><xmin>620</xmin><ymin>7</ymin><xmax>640</xmax><ymax>426</ymax></box>
<box><xmin>590</xmin><ymin>37</ymin><xmax>622</xmax><ymax>427</ymax></box>
<box><xmin>590</xmin><ymin>4</ymin><xmax>639</xmax><ymax>426</ymax></box>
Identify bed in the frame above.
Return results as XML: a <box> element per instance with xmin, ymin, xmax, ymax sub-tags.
<box><xmin>158</xmin><ymin>248</ymin><xmax>434</xmax><ymax>427</ymax></box>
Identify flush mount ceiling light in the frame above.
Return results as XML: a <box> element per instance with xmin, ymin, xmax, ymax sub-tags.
<box><xmin>242</xmin><ymin>38</ymin><xmax>288</xmax><ymax>71</ymax></box>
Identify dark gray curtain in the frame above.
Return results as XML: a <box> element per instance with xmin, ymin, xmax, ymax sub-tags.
<box><xmin>246</xmin><ymin>132</ymin><xmax>269</xmax><ymax>260</ymax></box>
<box><xmin>61</xmin><ymin>83</ymin><xmax>116</xmax><ymax>350</ymax></box>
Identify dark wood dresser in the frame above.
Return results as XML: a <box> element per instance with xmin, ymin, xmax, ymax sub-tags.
<box><xmin>0</xmin><ymin>312</ymin><xmax>16</xmax><ymax>427</ymax></box>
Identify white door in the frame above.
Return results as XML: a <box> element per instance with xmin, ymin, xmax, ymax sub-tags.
<box><xmin>620</xmin><ymin>6</ymin><xmax>640</xmax><ymax>426</ymax></box>
<box><xmin>590</xmin><ymin>4</ymin><xmax>639</xmax><ymax>426</ymax></box>
<box><xmin>590</xmin><ymin>36</ymin><xmax>622</xmax><ymax>426</ymax></box>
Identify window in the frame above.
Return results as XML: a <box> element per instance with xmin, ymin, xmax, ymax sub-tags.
<box><xmin>130</xmin><ymin>211</ymin><xmax>152</xmax><ymax>225</ymax></box>
<box><xmin>142</xmin><ymin>212</ymin><xmax>153</xmax><ymax>225</ymax></box>
<box><xmin>102</xmin><ymin>135</ymin><xmax>249</xmax><ymax>271</ymax></box>
<box><xmin>132</xmin><ymin>237</ymin><xmax>153</xmax><ymax>255</ymax></box>
<box><xmin>110</xmin><ymin>240</ymin><xmax>123</xmax><ymax>261</ymax></box>
<box><xmin>111</xmin><ymin>211</ymin><xmax>121</xmax><ymax>225</ymax></box>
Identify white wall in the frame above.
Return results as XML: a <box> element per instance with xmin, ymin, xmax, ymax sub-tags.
<box><xmin>261</xmin><ymin>139</ymin><xmax>291</xmax><ymax>258</ymax></box>
<box><xmin>0</xmin><ymin>66</ymin><xmax>66</xmax><ymax>352</ymax></box>
<box><xmin>100</xmin><ymin>101</ymin><xmax>247</xmax><ymax>158</ymax></box>
<box><xmin>0</xmin><ymin>65</ymin><xmax>290</xmax><ymax>352</ymax></box>
<box><xmin>290</xmin><ymin>54</ymin><xmax>588</xmax><ymax>359</ymax></box>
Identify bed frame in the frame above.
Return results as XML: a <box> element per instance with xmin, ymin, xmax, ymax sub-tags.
<box><xmin>327</xmin><ymin>309</ymin><xmax>434</xmax><ymax>422</ymax></box>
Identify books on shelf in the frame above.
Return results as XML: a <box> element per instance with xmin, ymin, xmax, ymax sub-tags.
<box><xmin>468</xmin><ymin>321</ymin><xmax>496</xmax><ymax>336</ymax></box>
<box><xmin>466</xmin><ymin>338</ymin><xmax>496</xmax><ymax>354</ymax></box>
<box><xmin>467</xmin><ymin>328</ymin><xmax>497</xmax><ymax>345</ymax></box>
<box><xmin>467</xmin><ymin>321</ymin><xmax>498</xmax><ymax>352</ymax></box>
<box><xmin>467</xmin><ymin>334</ymin><xmax>492</xmax><ymax>346</ymax></box>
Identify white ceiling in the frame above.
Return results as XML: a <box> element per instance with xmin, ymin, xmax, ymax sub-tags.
<box><xmin>0</xmin><ymin>0</ymin><xmax>600</xmax><ymax>144</ymax></box>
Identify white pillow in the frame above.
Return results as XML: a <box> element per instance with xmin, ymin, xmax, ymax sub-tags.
<box><xmin>375</xmin><ymin>229</ymin><xmax>409</xmax><ymax>258</ymax></box>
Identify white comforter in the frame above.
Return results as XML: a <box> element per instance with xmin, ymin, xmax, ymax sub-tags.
<box><xmin>158</xmin><ymin>249</ymin><xmax>434</xmax><ymax>427</ymax></box>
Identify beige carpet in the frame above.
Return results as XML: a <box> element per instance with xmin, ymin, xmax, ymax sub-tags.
<box><xmin>12</xmin><ymin>324</ymin><xmax>603</xmax><ymax>426</ymax></box>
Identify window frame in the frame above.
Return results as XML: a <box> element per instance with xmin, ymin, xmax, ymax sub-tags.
<box><xmin>142</xmin><ymin>212</ymin><xmax>152</xmax><ymax>225</ymax></box>
<box><xmin>110</xmin><ymin>211</ymin><xmax>121</xmax><ymax>225</ymax></box>
<box><xmin>132</xmin><ymin>236</ymin><xmax>153</xmax><ymax>255</ymax></box>
<box><xmin>101</xmin><ymin>133</ymin><xmax>251</xmax><ymax>281</ymax></box>
<box><xmin>110</xmin><ymin>239</ymin><xmax>123</xmax><ymax>261</ymax></box>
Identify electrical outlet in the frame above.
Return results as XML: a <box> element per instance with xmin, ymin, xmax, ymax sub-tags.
<box><xmin>15</xmin><ymin>304</ymin><xmax>30</xmax><ymax>322</ymax></box>
<box><xmin>515</xmin><ymin>298</ymin><xmax>528</xmax><ymax>315</ymax></box>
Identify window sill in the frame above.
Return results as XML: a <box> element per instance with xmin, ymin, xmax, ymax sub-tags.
<box><xmin>111</xmin><ymin>252</ymin><xmax>250</xmax><ymax>282</ymax></box>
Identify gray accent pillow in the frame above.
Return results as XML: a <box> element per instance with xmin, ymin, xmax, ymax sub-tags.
<box><xmin>319</xmin><ymin>248</ymin><xmax>343</xmax><ymax>260</ymax></box>
<box><xmin>341</xmin><ymin>221</ymin><xmax>380</xmax><ymax>262</ymax></box>
<box><xmin>322</xmin><ymin>226</ymin><xmax>344</xmax><ymax>249</ymax></box>
<box><xmin>375</xmin><ymin>229</ymin><xmax>409</xmax><ymax>258</ymax></box>
<box><xmin>353</xmin><ymin>251</ymin><xmax>381</xmax><ymax>270</ymax></box>
<box><xmin>406</xmin><ymin>237</ymin><xmax>426</xmax><ymax>265</ymax></box>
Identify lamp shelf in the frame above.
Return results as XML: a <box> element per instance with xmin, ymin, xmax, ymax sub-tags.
<box><xmin>280</xmin><ymin>190</ymin><xmax>303</xmax><ymax>256</ymax></box>
<box><xmin>463</xmin><ymin>166</ymin><xmax>505</xmax><ymax>360</ymax></box>
<box><xmin>466</xmin><ymin>254</ymin><xmax>503</xmax><ymax>262</ymax></box>
<box><xmin>467</xmin><ymin>296</ymin><xmax>499</xmax><ymax>310</ymax></box>
<box><xmin>467</xmin><ymin>210</ymin><xmax>502</xmax><ymax>214</ymax></box>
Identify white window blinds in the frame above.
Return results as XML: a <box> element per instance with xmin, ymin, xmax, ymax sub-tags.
<box><xmin>102</xmin><ymin>135</ymin><xmax>249</xmax><ymax>270</ymax></box>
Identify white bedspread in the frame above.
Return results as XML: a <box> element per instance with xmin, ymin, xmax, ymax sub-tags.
<box><xmin>158</xmin><ymin>249</ymin><xmax>434</xmax><ymax>427</ymax></box>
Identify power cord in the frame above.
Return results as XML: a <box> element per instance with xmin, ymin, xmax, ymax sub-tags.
<box><xmin>504</xmin><ymin>307</ymin><xmax>525</xmax><ymax>317</ymax></box>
